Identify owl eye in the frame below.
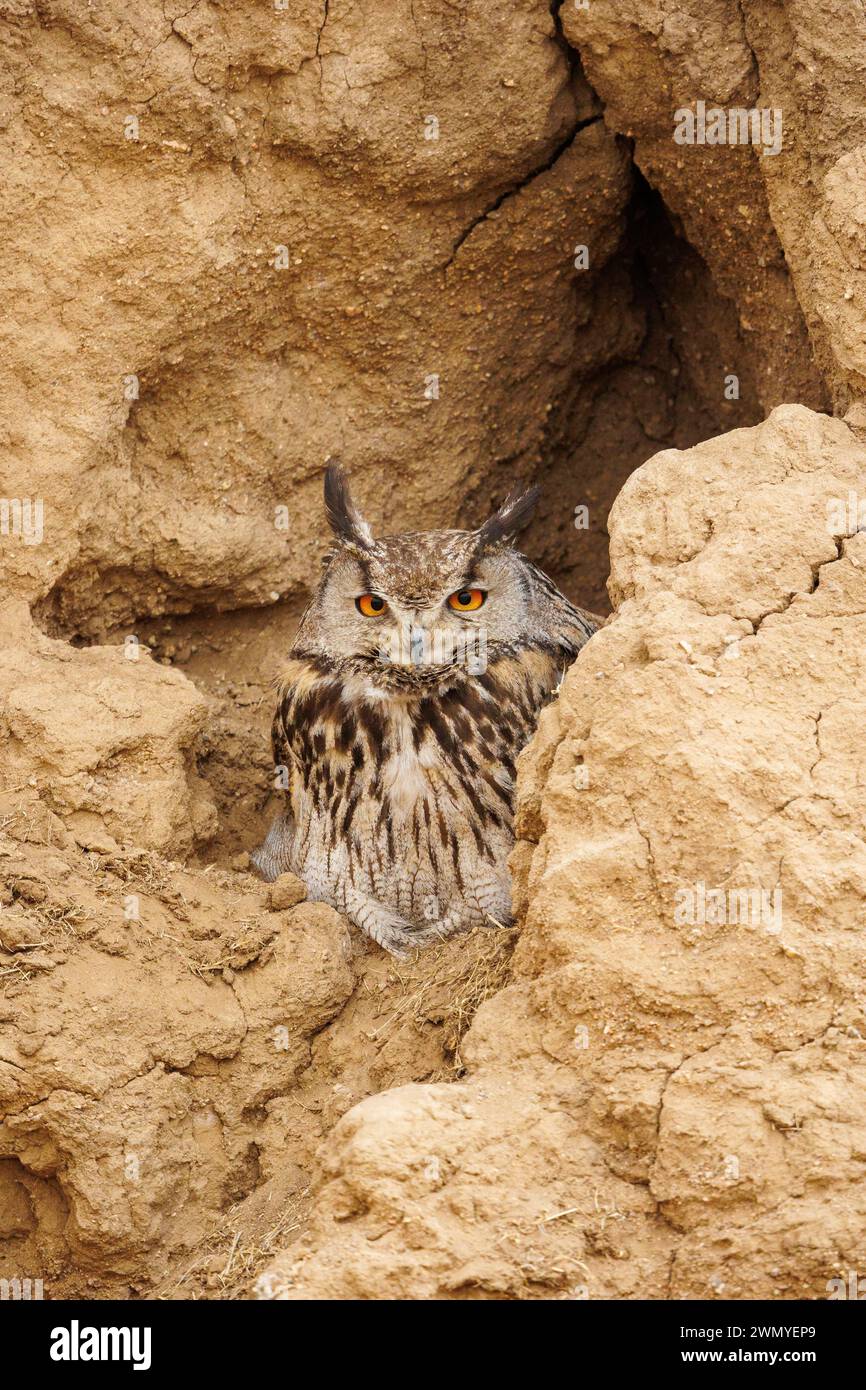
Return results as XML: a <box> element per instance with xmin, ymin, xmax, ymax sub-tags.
<box><xmin>356</xmin><ymin>593</ymin><xmax>388</xmax><ymax>617</ymax></box>
<box><xmin>447</xmin><ymin>588</ymin><xmax>486</xmax><ymax>612</ymax></box>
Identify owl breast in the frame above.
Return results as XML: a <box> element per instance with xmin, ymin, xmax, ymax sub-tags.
<box><xmin>267</xmin><ymin>643</ymin><xmax>569</xmax><ymax>949</ymax></box>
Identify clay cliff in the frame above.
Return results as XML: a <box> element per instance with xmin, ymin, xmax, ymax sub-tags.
<box><xmin>0</xmin><ymin>0</ymin><xmax>864</xmax><ymax>1299</ymax></box>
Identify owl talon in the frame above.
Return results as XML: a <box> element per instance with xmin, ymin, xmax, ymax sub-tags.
<box><xmin>343</xmin><ymin>888</ymin><xmax>445</xmax><ymax>957</ymax></box>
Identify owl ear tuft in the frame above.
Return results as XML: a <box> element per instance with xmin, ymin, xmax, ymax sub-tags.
<box><xmin>476</xmin><ymin>484</ymin><xmax>541</xmax><ymax>548</ymax></box>
<box><xmin>323</xmin><ymin>458</ymin><xmax>375</xmax><ymax>551</ymax></box>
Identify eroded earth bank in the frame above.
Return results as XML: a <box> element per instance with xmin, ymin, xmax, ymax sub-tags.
<box><xmin>1</xmin><ymin>1</ymin><xmax>865</xmax><ymax>1298</ymax></box>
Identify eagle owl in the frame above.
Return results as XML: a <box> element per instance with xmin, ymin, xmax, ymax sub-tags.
<box><xmin>252</xmin><ymin>463</ymin><xmax>599</xmax><ymax>954</ymax></box>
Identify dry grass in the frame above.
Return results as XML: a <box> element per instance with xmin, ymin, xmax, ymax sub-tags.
<box><xmin>0</xmin><ymin>901</ymin><xmax>91</xmax><ymax>991</ymax></box>
<box><xmin>29</xmin><ymin>901</ymin><xmax>89</xmax><ymax>938</ymax></box>
<box><xmin>90</xmin><ymin>847</ymin><xmax>177</xmax><ymax>904</ymax></box>
<box><xmin>372</xmin><ymin>925</ymin><xmax>518</xmax><ymax>1074</ymax></box>
<box><xmin>159</xmin><ymin>1188</ymin><xmax>306</xmax><ymax>1301</ymax></box>
<box><xmin>0</xmin><ymin>959</ymin><xmax>36</xmax><ymax>990</ymax></box>
<box><xmin>138</xmin><ymin>909</ymin><xmax>277</xmax><ymax>979</ymax></box>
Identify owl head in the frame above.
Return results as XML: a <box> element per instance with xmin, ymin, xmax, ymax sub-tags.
<box><xmin>293</xmin><ymin>460</ymin><xmax>557</xmax><ymax>680</ymax></box>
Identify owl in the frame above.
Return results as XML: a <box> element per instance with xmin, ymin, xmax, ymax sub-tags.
<box><xmin>252</xmin><ymin>462</ymin><xmax>599</xmax><ymax>954</ymax></box>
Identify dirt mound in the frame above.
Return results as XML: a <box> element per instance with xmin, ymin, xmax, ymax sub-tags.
<box><xmin>0</xmin><ymin>794</ymin><xmax>515</xmax><ymax>1295</ymax></box>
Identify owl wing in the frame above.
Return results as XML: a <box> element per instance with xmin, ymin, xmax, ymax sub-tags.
<box><xmin>269</xmin><ymin>656</ymin><xmax>321</xmax><ymax>797</ymax></box>
<box><xmin>271</xmin><ymin>703</ymin><xmax>297</xmax><ymax>797</ymax></box>
<box><xmin>249</xmin><ymin>664</ymin><xmax>312</xmax><ymax>882</ymax></box>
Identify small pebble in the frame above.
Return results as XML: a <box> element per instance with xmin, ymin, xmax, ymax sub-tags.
<box><xmin>267</xmin><ymin>873</ymin><xmax>307</xmax><ymax>911</ymax></box>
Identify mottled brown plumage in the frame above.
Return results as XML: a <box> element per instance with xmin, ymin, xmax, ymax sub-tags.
<box><xmin>252</xmin><ymin>463</ymin><xmax>599</xmax><ymax>954</ymax></box>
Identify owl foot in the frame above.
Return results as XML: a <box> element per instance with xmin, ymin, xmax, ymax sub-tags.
<box><xmin>343</xmin><ymin>888</ymin><xmax>447</xmax><ymax>957</ymax></box>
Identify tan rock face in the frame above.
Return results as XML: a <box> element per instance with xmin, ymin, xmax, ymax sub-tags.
<box><xmin>260</xmin><ymin>407</ymin><xmax>866</xmax><ymax>1300</ymax></box>
<box><xmin>0</xmin><ymin>0</ymin><xmax>629</xmax><ymax>635</ymax></box>
<box><xmin>0</xmin><ymin>796</ymin><xmax>516</xmax><ymax>1294</ymax></box>
<box><xmin>563</xmin><ymin>0</ymin><xmax>865</xmax><ymax>413</ymax></box>
<box><xmin>2</xmin><ymin>0</ymin><xmax>842</xmax><ymax>642</ymax></box>
<box><xmin>0</xmin><ymin>827</ymin><xmax>358</xmax><ymax>1284</ymax></box>
<box><xmin>0</xmin><ymin>606</ymin><xmax>216</xmax><ymax>858</ymax></box>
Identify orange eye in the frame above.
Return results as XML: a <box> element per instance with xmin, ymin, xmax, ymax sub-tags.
<box><xmin>447</xmin><ymin>588</ymin><xmax>486</xmax><ymax>612</ymax></box>
<box><xmin>356</xmin><ymin>593</ymin><xmax>388</xmax><ymax>617</ymax></box>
